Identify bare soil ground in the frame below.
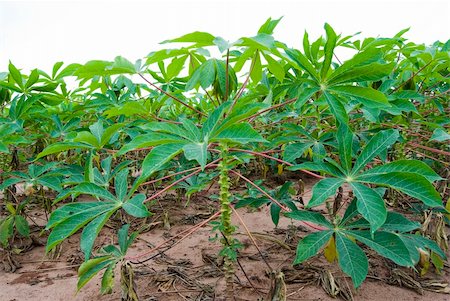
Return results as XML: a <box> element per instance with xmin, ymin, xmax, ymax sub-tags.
<box><xmin>1</xmin><ymin>177</ymin><xmax>449</xmax><ymax>301</ymax></box>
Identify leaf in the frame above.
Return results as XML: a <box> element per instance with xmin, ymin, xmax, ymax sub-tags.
<box><xmin>381</xmin><ymin>212</ymin><xmax>420</xmax><ymax>233</ymax></box>
<box><xmin>329</xmin><ymin>86</ymin><xmax>390</xmax><ymax>108</ymax></box>
<box><xmin>327</xmin><ymin>63</ymin><xmax>394</xmax><ymax>85</ymax></box>
<box><xmin>337</xmin><ymin>123</ymin><xmax>353</xmax><ymax>172</ymax></box>
<box><xmin>137</xmin><ymin>143</ymin><xmax>186</xmax><ymax>184</ymax></box>
<box><xmin>36</xmin><ymin>142</ymin><xmax>95</xmax><ymax>159</ymax></box>
<box><xmin>114</xmin><ymin>168</ymin><xmax>129</xmax><ymax>202</ymax></box>
<box><xmin>285</xmin><ymin>209</ymin><xmax>333</xmax><ymax>228</ymax></box>
<box><xmin>166</xmin><ymin>55</ymin><xmax>188</xmax><ymax>80</ymax></box>
<box><xmin>0</xmin><ymin>217</ymin><xmax>13</xmax><ymax>246</ymax></box>
<box><xmin>101</xmin><ymin>264</ymin><xmax>115</xmax><ymax>294</ymax></box>
<box><xmin>78</xmin><ymin>256</ymin><xmax>115</xmax><ymax>291</ymax></box>
<box><xmin>430</xmin><ymin>128</ymin><xmax>450</xmax><ymax>142</ymax></box>
<box><xmin>68</xmin><ymin>182</ymin><xmax>117</xmax><ymax>202</ymax></box>
<box><xmin>323</xmin><ymin>92</ymin><xmax>348</xmax><ymax>123</ymax></box>
<box><xmin>321</xmin><ymin>23</ymin><xmax>337</xmax><ymax>79</ymax></box>
<box><xmin>357</xmin><ymin>172</ymin><xmax>442</xmax><ymax>208</ymax></box>
<box><xmin>285</xmin><ymin>48</ymin><xmax>320</xmax><ymax>83</ymax></box>
<box><xmin>270</xmin><ymin>203</ymin><xmax>282</xmax><ymax>226</ymax></box>
<box><xmin>307</xmin><ymin>178</ymin><xmax>344</xmax><ymax>208</ymax></box>
<box><xmin>283</xmin><ymin>142</ymin><xmax>313</xmax><ymax>162</ymax></box>
<box><xmin>335</xmin><ymin>232</ymin><xmax>368</xmax><ymax>288</ymax></box>
<box><xmin>357</xmin><ymin>160</ymin><xmax>442</xmax><ymax>182</ymax></box>
<box><xmin>250</xmin><ymin>52</ymin><xmax>262</xmax><ymax>83</ymax></box>
<box><xmin>118</xmin><ymin>224</ymin><xmax>130</xmax><ymax>254</ymax></box>
<box><xmin>346</xmin><ymin>230</ymin><xmax>414</xmax><ymax>267</ymax></box>
<box><xmin>183</xmin><ymin>142</ymin><xmax>208</xmax><ymax>169</ymax></box>
<box><xmin>46</xmin><ymin>202</ymin><xmax>119</xmax><ymax>252</ymax></box>
<box><xmin>288</xmin><ymin>162</ymin><xmax>344</xmax><ymax>178</ymax></box>
<box><xmin>161</xmin><ymin>31</ymin><xmax>215</xmax><ymax>45</ymax></box>
<box><xmin>80</xmin><ymin>211</ymin><xmax>114</xmax><ymax>259</ymax></box>
<box><xmin>258</xmin><ymin>17</ymin><xmax>282</xmax><ymax>35</ymax></box>
<box><xmin>123</xmin><ymin>194</ymin><xmax>150</xmax><ymax>218</ymax></box>
<box><xmin>352</xmin><ymin>129</ymin><xmax>399</xmax><ymax>174</ymax></box>
<box><xmin>263</xmin><ymin>53</ymin><xmax>285</xmax><ymax>82</ymax></box>
<box><xmin>200</xmin><ymin>60</ymin><xmax>216</xmax><ymax>89</ymax></box>
<box><xmin>9</xmin><ymin>61</ymin><xmax>23</xmax><ymax>89</ymax></box>
<box><xmin>117</xmin><ymin>132</ymin><xmax>184</xmax><ymax>155</ymax></box>
<box><xmin>212</xmin><ymin>123</ymin><xmax>266</xmax><ymax>144</ymax></box>
<box><xmin>293</xmin><ymin>230</ymin><xmax>333</xmax><ymax>264</ymax></box>
<box><xmin>402</xmin><ymin>234</ymin><xmax>447</xmax><ymax>259</ymax></box>
<box><xmin>351</xmin><ymin>182</ymin><xmax>387</xmax><ymax>234</ymax></box>
<box><xmin>324</xmin><ymin>235</ymin><xmax>337</xmax><ymax>262</ymax></box>
<box><xmin>14</xmin><ymin>215</ymin><xmax>30</xmax><ymax>237</ymax></box>
<box><xmin>25</xmin><ymin>69</ymin><xmax>39</xmax><ymax>89</ymax></box>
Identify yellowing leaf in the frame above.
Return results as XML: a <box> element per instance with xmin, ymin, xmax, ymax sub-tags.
<box><xmin>324</xmin><ymin>235</ymin><xmax>337</xmax><ymax>263</ymax></box>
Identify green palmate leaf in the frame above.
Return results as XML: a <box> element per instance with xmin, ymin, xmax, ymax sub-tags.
<box><xmin>117</xmin><ymin>132</ymin><xmax>184</xmax><ymax>155</ymax></box>
<box><xmin>0</xmin><ymin>217</ymin><xmax>13</xmax><ymax>246</ymax></box>
<box><xmin>293</xmin><ymin>230</ymin><xmax>333</xmax><ymax>264</ymax></box>
<box><xmin>137</xmin><ymin>143</ymin><xmax>186</xmax><ymax>185</ymax></box>
<box><xmin>285</xmin><ymin>48</ymin><xmax>320</xmax><ymax>83</ymax></box>
<box><xmin>358</xmin><ymin>160</ymin><xmax>442</xmax><ymax>182</ymax></box>
<box><xmin>80</xmin><ymin>211</ymin><xmax>115</xmax><ymax>259</ymax></box>
<box><xmin>346</xmin><ymin>230</ymin><xmax>414</xmax><ymax>267</ymax></box>
<box><xmin>74</xmin><ymin>132</ymin><xmax>99</xmax><ymax>148</ymax></box>
<box><xmin>46</xmin><ymin>202</ymin><xmax>119</xmax><ymax>252</ymax></box>
<box><xmin>183</xmin><ymin>142</ymin><xmax>208</xmax><ymax>169</ymax></box>
<box><xmin>250</xmin><ymin>52</ymin><xmax>262</xmax><ymax>83</ymax></box>
<box><xmin>67</xmin><ymin>182</ymin><xmax>117</xmax><ymax>202</ymax></box>
<box><xmin>78</xmin><ymin>255</ymin><xmax>116</xmax><ymax>291</ymax></box>
<box><xmin>285</xmin><ymin>209</ymin><xmax>333</xmax><ymax>228</ymax></box>
<box><xmin>381</xmin><ymin>212</ymin><xmax>420</xmax><ymax>233</ymax></box>
<box><xmin>200</xmin><ymin>60</ymin><xmax>216</xmax><ymax>89</ymax></box>
<box><xmin>180</xmin><ymin>118</ymin><xmax>202</xmax><ymax>142</ymax></box>
<box><xmin>283</xmin><ymin>142</ymin><xmax>314</xmax><ymax>162</ymax></box>
<box><xmin>357</xmin><ymin>172</ymin><xmax>443</xmax><ymax>208</ymax></box>
<box><xmin>202</xmin><ymin>102</ymin><xmax>228</xmax><ymax>136</ymax></box>
<box><xmin>327</xmin><ymin>62</ymin><xmax>394</xmax><ymax>85</ymax></box>
<box><xmin>263</xmin><ymin>53</ymin><xmax>285</xmax><ymax>82</ymax></box>
<box><xmin>402</xmin><ymin>234</ymin><xmax>447</xmax><ymax>259</ymax></box>
<box><xmin>337</xmin><ymin>123</ymin><xmax>353</xmax><ymax>172</ymax></box>
<box><xmin>212</xmin><ymin>123</ymin><xmax>266</xmax><ymax>144</ymax></box>
<box><xmin>430</xmin><ymin>128</ymin><xmax>450</xmax><ymax>142</ymax></box>
<box><xmin>321</xmin><ymin>23</ymin><xmax>337</xmax><ymax>79</ymax></box>
<box><xmin>352</xmin><ymin>129</ymin><xmax>399</xmax><ymax>174</ymax></box>
<box><xmin>8</xmin><ymin>61</ymin><xmax>23</xmax><ymax>89</ymax></box>
<box><xmin>114</xmin><ymin>169</ymin><xmax>129</xmax><ymax>202</ymax></box>
<box><xmin>329</xmin><ymin>86</ymin><xmax>390</xmax><ymax>108</ymax></box>
<box><xmin>100</xmin><ymin>123</ymin><xmax>124</xmax><ymax>147</ymax></box>
<box><xmin>335</xmin><ymin>232</ymin><xmax>368</xmax><ymax>288</ymax></box>
<box><xmin>122</xmin><ymin>194</ymin><xmax>150</xmax><ymax>218</ymax></box>
<box><xmin>161</xmin><ymin>31</ymin><xmax>215</xmax><ymax>45</ymax></box>
<box><xmin>25</xmin><ymin>69</ymin><xmax>39</xmax><ymax>89</ymax></box>
<box><xmin>166</xmin><ymin>55</ymin><xmax>188</xmax><ymax>80</ymax></box>
<box><xmin>36</xmin><ymin>142</ymin><xmax>95</xmax><ymax>159</ymax></box>
<box><xmin>270</xmin><ymin>203</ymin><xmax>282</xmax><ymax>226</ymax></box>
<box><xmin>307</xmin><ymin>178</ymin><xmax>345</xmax><ymax>208</ymax></box>
<box><xmin>350</xmin><ymin>182</ymin><xmax>387</xmax><ymax>233</ymax></box>
<box><xmin>323</xmin><ymin>92</ymin><xmax>349</xmax><ymax>123</ymax></box>
<box><xmin>258</xmin><ymin>17</ymin><xmax>282</xmax><ymax>35</ymax></box>
<box><xmin>295</xmin><ymin>86</ymin><xmax>320</xmax><ymax>108</ymax></box>
<box><xmin>288</xmin><ymin>162</ymin><xmax>344</xmax><ymax>178</ymax></box>
<box><xmin>118</xmin><ymin>224</ymin><xmax>130</xmax><ymax>254</ymax></box>
<box><xmin>14</xmin><ymin>215</ymin><xmax>30</xmax><ymax>237</ymax></box>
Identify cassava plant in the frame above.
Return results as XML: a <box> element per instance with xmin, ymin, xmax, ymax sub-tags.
<box><xmin>0</xmin><ymin>18</ymin><xmax>448</xmax><ymax>300</ymax></box>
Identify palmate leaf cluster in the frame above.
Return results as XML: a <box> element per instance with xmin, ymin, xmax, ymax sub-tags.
<box><xmin>0</xmin><ymin>18</ymin><xmax>448</xmax><ymax>292</ymax></box>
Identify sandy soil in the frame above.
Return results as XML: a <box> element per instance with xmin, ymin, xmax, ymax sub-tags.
<box><xmin>1</xmin><ymin>177</ymin><xmax>449</xmax><ymax>301</ymax></box>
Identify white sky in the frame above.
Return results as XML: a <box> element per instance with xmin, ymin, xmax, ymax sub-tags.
<box><xmin>0</xmin><ymin>0</ymin><xmax>449</xmax><ymax>73</ymax></box>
